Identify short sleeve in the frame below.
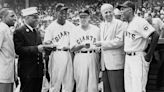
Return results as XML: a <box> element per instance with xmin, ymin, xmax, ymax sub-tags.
<box><xmin>70</xmin><ymin>27</ymin><xmax>78</xmax><ymax>49</ymax></box>
<box><xmin>137</xmin><ymin>19</ymin><xmax>155</xmax><ymax>38</ymax></box>
<box><xmin>43</xmin><ymin>25</ymin><xmax>53</xmax><ymax>43</ymax></box>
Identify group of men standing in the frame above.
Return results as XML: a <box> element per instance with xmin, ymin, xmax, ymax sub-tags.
<box><xmin>0</xmin><ymin>1</ymin><xmax>160</xmax><ymax>92</ymax></box>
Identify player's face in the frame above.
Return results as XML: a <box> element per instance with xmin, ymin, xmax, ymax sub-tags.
<box><xmin>79</xmin><ymin>14</ymin><xmax>90</xmax><ymax>26</ymax></box>
<box><xmin>58</xmin><ymin>10</ymin><xmax>68</xmax><ymax>20</ymax></box>
<box><xmin>120</xmin><ymin>7</ymin><xmax>131</xmax><ymax>21</ymax></box>
<box><xmin>4</xmin><ymin>10</ymin><xmax>17</xmax><ymax>27</ymax></box>
<box><xmin>102</xmin><ymin>9</ymin><xmax>114</xmax><ymax>22</ymax></box>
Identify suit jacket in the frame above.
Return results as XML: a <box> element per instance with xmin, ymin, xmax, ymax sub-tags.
<box><xmin>100</xmin><ymin>18</ymin><xmax>125</xmax><ymax>70</ymax></box>
<box><xmin>13</xmin><ymin>25</ymin><xmax>44</xmax><ymax>78</ymax></box>
<box><xmin>0</xmin><ymin>22</ymin><xmax>15</xmax><ymax>83</ymax></box>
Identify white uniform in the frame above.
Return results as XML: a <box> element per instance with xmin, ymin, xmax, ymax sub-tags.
<box><xmin>124</xmin><ymin>16</ymin><xmax>155</xmax><ymax>92</ymax></box>
<box><xmin>70</xmin><ymin>24</ymin><xmax>100</xmax><ymax>92</ymax></box>
<box><xmin>43</xmin><ymin>20</ymin><xmax>75</xmax><ymax>92</ymax></box>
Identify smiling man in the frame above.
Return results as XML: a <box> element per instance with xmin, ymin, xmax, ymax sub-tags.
<box><xmin>43</xmin><ymin>3</ymin><xmax>75</xmax><ymax>92</ymax></box>
<box><xmin>118</xmin><ymin>1</ymin><xmax>159</xmax><ymax>92</ymax></box>
<box><xmin>70</xmin><ymin>9</ymin><xmax>100</xmax><ymax>92</ymax></box>
<box><xmin>0</xmin><ymin>8</ymin><xmax>17</xmax><ymax>92</ymax></box>
<box><xmin>94</xmin><ymin>3</ymin><xmax>125</xmax><ymax>92</ymax></box>
<box><xmin>14</xmin><ymin>7</ymin><xmax>45</xmax><ymax>92</ymax></box>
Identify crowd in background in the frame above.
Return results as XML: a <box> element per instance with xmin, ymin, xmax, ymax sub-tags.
<box><xmin>3</xmin><ymin>0</ymin><xmax>164</xmax><ymax>55</ymax></box>
<box><xmin>7</xmin><ymin>0</ymin><xmax>164</xmax><ymax>30</ymax></box>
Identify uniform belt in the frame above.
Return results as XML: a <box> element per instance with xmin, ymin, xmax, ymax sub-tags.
<box><xmin>77</xmin><ymin>50</ymin><xmax>96</xmax><ymax>53</ymax></box>
<box><xmin>55</xmin><ymin>49</ymin><xmax>69</xmax><ymax>51</ymax></box>
<box><xmin>126</xmin><ymin>52</ymin><xmax>136</xmax><ymax>56</ymax></box>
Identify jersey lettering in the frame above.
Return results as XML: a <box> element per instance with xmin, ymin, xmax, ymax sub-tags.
<box><xmin>125</xmin><ymin>31</ymin><xmax>136</xmax><ymax>40</ymax></box>
<box><xmin>52</xmin><ymin>31</ymin><xmax>69</xmax><ymax>42</ymax></box>
<box><xmin>76</xmin><ymin>35</ymin><xmax>97</xmax><ymax>44</ymax></box>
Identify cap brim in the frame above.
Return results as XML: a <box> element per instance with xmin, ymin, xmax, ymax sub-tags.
<box><xmin>60</xmin><ymin>7</ymin><xmax>68</xmax><ymax>11</ymax></box>
<box><xmin>80</xmin><ymin>13</ymin><xmax>89</xmax><ymax>16</ymax></box>
<box><xmin>117</xmin><ymin>4</ymin><xmax>128</xmax><ymax>10</ymax></box>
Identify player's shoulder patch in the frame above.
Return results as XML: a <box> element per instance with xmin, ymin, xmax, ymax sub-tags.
<box><xmin>143</xmin><ymin>25</ymin><xmax>149</xmax><ymax>31</ymax></box>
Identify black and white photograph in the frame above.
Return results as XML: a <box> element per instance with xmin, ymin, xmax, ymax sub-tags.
<box><xmin>0</xmin><ymin>0</ymin><xmax>164</xmax><ymax>92</ymax></box>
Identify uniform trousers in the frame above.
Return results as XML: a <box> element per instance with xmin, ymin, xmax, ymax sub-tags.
<box><xmin>74</xmin><ymin>53</ymin><xmax>99</xmax><ymax>92</ymax></box>
<box><xmin>49</xmin><ymin>51</ymin><xmax>74</xmax><ymax>92</ymax></box>
<box><xmin>102</xmin><ymin>69</ymin><xmax>124</xmax><ymax>92</ymax></box>
<box><xmin>0</xmin><ymin>83</ymin><xmax>13</xmax><ymax>92</ymax></box>
<box><xmin>124</xmin><ymin>52</ymin><xmax>150</xmax><ymax>92</ymax></box>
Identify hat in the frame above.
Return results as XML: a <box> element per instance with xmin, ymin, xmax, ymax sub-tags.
<box><xmin>79</xmin><ymin>9</ymin><xmax>90</xmax><ymax>16</ymax></box>
<box><xmin>21</xmin><ymin>7</ymin><xmax>38</xmax><ymax>16</ymax></box>
<box><xmin>55</xmin><ymin>3</ymin><xmax>65</xmax><ymax>12</ymax></box>
<box><xmin>114</xmin><ymin>8</ymin><xmax>121</xmax><ymax>15</ymax></box>
<box><xmin>100</xmin><ymin>3</ymin><xmax>113</xmax><ymax>13</ymax></box>
<box><xmin>60</xmin><ymin>6</ymin><xmax>68</xmax><ymax>11</ymax></box>
<box><xmin>117</xmin><ymin>1</ymin><xmax>135</xmax><ymax>11</ymax></box>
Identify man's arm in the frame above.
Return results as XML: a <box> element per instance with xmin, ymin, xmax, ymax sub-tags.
<box><xmin>71</xmin><ymin>43</ymin><xmax>89</xmax><ymax>52</ymax></box>
<box><xmin>95</xmin><ymin>21</ymin><xmax>125</xmax><ymax>50</ymax></box>
<box><xmin>13</xmin><ymin>29</ymin><xmax>44</xmax><ymax>56</ymax></box>
<box><xmin>145</xmin><ymin>31</ymin><xmax>159</xmax><ymax>62</ymax></box>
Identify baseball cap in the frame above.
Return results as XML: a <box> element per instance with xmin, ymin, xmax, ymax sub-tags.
<box><xmin>60</xmin><ymin>6</ymin><xmax>68</xmax><ymax>12</ymax></box>
<box><xmin>79</xmin><ymin>9</ymin><xmax>90</xmax><ymax>17</ymax></box>
<box><xmin>117</xmin><ymin>1</ymin><xmax>135</xmax><ymax>11</ymax></box>
<box><xmin>55</xmin><ymin>3</ymin><xmax>66</xmax><ymax>12</ymax></box>
<box><xmin>21</xmin><ymin>7</ymin><xmax>38</xmax><ymax>16</ymax></box>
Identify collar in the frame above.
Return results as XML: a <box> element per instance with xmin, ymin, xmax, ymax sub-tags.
<box><xmin>105</xmin><ymin>18</ymin><xmax>114</xmax><ymax>24</ymax></box>
<box><xmin>25</xmin><ymin>23</ymin><xmax>33</xmax><ymax>32</ymax></box>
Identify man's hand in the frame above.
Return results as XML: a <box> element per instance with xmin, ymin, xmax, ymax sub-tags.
<box><xmin>94</xmin><ymin>41</ymin><xmax>102</xmax><ymax>47</ymax></box>
<box><xmin>38</xmin><ymin>45</ymin><xmax>44</xmax><ymax>52</ymax></box>
<box><xmin>82</xmin><ymin>43</ymin><xmax>90</xmax><ymax>49</ymax></box>
<box><xmin>144</xmin><ymin>54</ymin><xmax>152</xmax><ymax>62</ymax></box>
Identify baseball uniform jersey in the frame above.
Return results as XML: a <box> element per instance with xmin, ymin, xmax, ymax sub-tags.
<box><xmin>70</xmin><ymin>24</ymin><xmax>100</xmax><ymax>92</ymax></box>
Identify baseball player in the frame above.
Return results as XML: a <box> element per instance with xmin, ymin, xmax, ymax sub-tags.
<box><xmin>95</xmin><ymin>4</ymin><xmax>125</xmax><ymax>92</ymax></box>
<box><xmin>118</xmin><ymin>1</ymin><xmax>159</xmax><ymax>92</ymax></box>
<box><xmin>70</xmin><ymin>9</ymin><xmax>100</xmax><ymax>92</ymax></box>
<box><xmin>43</xmin><ymin>4</ymin><xmax>75</xmax><ymax>92</ymax></box>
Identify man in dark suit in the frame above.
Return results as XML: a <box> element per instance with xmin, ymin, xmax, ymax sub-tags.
<box><xmin>13</xmin><ymin>7</ymin><xmax>45</xmax><ymax>92</ymax></box>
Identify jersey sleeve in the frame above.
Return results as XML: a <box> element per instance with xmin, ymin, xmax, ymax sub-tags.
<box><xmin>43</xmin><ymin>25</ymin><xmax>53</xmax><ymax>43</ymax></box>
<box><xmin>70</xmin><ymin>27</ymin><xmax>78</xmax><ymax>49</ymax></box>
<box><xmin>137</xmin><ymin>19</ymin><xmax>155</xmax><ymax>39</ymax></box>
